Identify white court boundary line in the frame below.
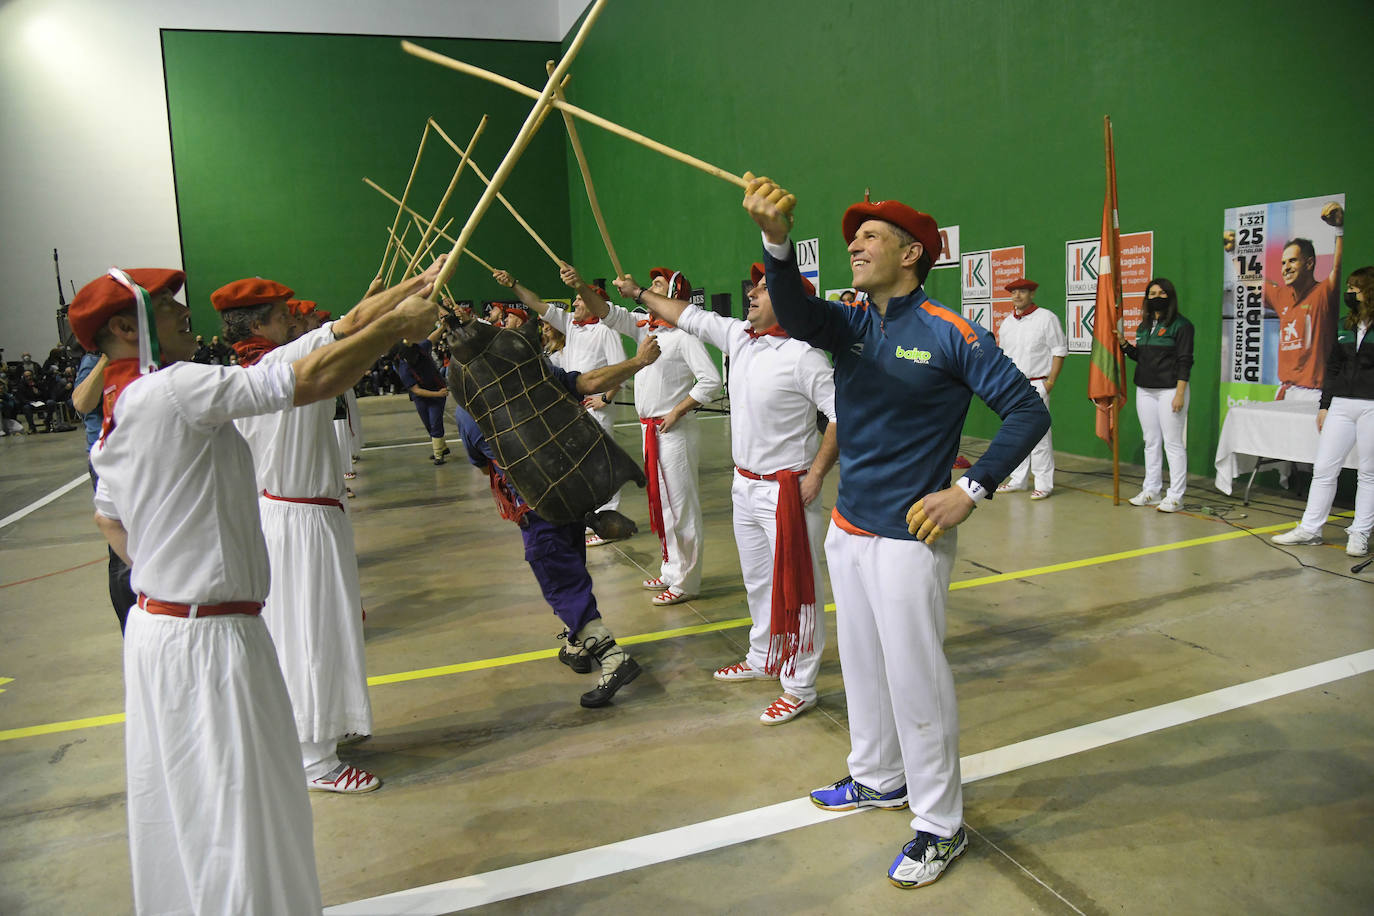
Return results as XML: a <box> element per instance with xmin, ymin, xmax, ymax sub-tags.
<box><xmin>0</xmin><ymin>474</ymin><xmax>87</xmax><ymax>530</ymax></box>
<box><xmin>325</xmin><ymin>648</ymin><xmax>1374</xmax><ymax>915</ymax></box>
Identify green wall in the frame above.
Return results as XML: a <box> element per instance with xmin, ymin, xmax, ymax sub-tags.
<box><xmin>557</xmin><ymin>0</ymin><xmax>1374</xmax><ymax>476</ymax></box>
<box><xmin>162</xmin><ymin>30</ymin><xmax>572</xmax><ymax>340</ymax></box>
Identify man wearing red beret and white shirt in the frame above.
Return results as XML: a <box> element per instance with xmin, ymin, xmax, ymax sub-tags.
<box><xmin>73</xmin><ymin>264</ymin><xmax>438</xmax><ymax>913</ymax></box>
<box><xmin>994</xmin><ymin>278</ymin><xmax>1066</xmax><ymax>499</ymax></box>
<box><xmin>742</xmin><ymin>174</ymin><xmax>1049</xmax><ymax>890</ymax></box>
<box><xmin>580</xmin><ymin>266</ymin><xmax>722</xmax><ymax>606</ymax></box>
<box><xmin>216</xmin><ymin>265</ymin><xmax>443</xmax><ymax>795</ymax></box>
<box><xmin>610</xmin><ymin>262</ymin><xmax>838</xmax><ymax>724</ymax></box>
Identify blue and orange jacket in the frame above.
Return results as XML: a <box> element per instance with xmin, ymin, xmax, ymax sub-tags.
<box><xmin>764</xmin><ymin>242</ymin><xmax>1049</xmax><ymax>540</ymax></box>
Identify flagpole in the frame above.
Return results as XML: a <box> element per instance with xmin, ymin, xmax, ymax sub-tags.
<box><xmin>1104</xmin><ymin>115</ymin><xmax>1122</xmax><ymax>505</ymax></box>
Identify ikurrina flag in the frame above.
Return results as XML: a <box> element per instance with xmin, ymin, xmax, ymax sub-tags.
<box><xmin>1088</xmin><ymin>116</ymin><xmax>1127</xmax><ymax>443</ymax></box>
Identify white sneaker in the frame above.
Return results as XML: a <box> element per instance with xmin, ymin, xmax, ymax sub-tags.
<box><xmin>759</xmin><ymin>694</ymin><xmax>815</xmax><ymax>725</ymax></box>
<box><xmin>1128</xmin><ymin>490</ymin><xmax>1162</xmax><ymax>507</ymax></box>
<box><xmin>1347</xmin><ymin>531</ymin><xmax>1370</xmax><ymax>557</ymax></box>
<box><xmin>1271</xmin><ymin>528</ymin><xmax>1323</xmax><ymax>546</ymax></box>
<box><xmin>1156</xmin><ymin>497</ymin><xmax>1183</xmax><ymax>513</ymax></box>
<box><xmin>308</xmin><ymin>763</ymin><xmax>381</xmax><ymax>794</ymax></box>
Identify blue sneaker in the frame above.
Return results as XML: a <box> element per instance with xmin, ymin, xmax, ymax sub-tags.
<box><xmin>809</xmin><ymin>775</ymin><xmax>908</xmax><ymax>811</ymax></box>
<box><xmin>887</xmin><ymin>827</ymin><xmax>967</xmax><ymax>888</ymax></box>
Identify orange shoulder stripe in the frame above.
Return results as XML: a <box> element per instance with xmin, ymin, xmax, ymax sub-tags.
<box><xmin>920</xmin><ymin>301</ymin><xmax>979</xmax><ymax>345</ymax></box>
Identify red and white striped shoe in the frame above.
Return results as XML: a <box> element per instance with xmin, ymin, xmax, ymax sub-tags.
<box><xmin>308</xmin><ymin>763</ymin><xmax>381</xmax><ymax>794</ymax></box>
<box><xmin>713</xmin><ymin>660</ymin><xmax>772</xmax><ymax>682</ymax></box>
<box><xmin>641</xmin><ymin>576</ymin><xmax>667</xmax><ymax>591</ymax></box>
<box><xmin>760</xmin><ymin>694</ymin><xmax>815</xmax><ymax>725</ymax></box>
<box><xmin>651</xmin><ymin>587</ymin><xmax>690</xmax><ymax>606</ymax></box>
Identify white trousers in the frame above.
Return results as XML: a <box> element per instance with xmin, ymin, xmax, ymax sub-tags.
<box><xmin>645</xmin><ymin>415</ymin><xmax>703</xmax><ymax>593</ymax></box>
<box><xmin>732</xmin><ymin>473</ymin><xmax>828</xmax><ymax>701</ymax></box>
<box><xmin>1135</xmin><ymin>385</ymin><xmax>1190</xmax><ymax>500</ymax></box>
<box><xmin>124</xmin><ymin>607</ymin><xmax>321</xmax><ymax>915</ymax></box>
<box><xmin>1005</xmin><ymin>379</ymin><xmax>1054</xmax><ymax>491</ymax></box>
<box><xmin>259</xmin><ymin>498</ymin><xmax>373</xmax><ymax>749</ymax></box>
<box><xmin>1297</xmin><ymin>397</ymin><xmax>1374</xmax><ymax>537</ymax></box>
<box><xmin>825</xmin><ymin>524</ymin><xmax>962</xmax><ymax>837</ymax></box>
<box><xmin>592</xmin><ymin>404</ymin><xmax>621</xmax><ymax>513</ymax></box>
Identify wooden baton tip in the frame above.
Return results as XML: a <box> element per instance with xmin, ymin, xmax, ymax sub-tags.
<box><xmin>404</xmin><ymin>115</ymin><xmax>488</xmax><ymax>278</ymax></box>
<box><xmin>378</xmin><ymin>121</ymin><xmax>432</xmax><ymax>276</ymax></box>
<box><xmin>547</xmin><ymin>59</ymin><xmax>624</xmax><ymax>279</ymax></box>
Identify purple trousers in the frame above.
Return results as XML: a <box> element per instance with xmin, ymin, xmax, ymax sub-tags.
<box><xmin>521</xmin><ymin>513</ymin><xmax>600</xmax><ymax>635</ymax></box>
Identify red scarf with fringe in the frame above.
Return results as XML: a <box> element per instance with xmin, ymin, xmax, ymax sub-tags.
<box><xmin>737</xmin><ymin>467</ymin><xmax>816</xmax><ymax>676</ymax></box>
<box><xmin>640</xmin><ymin>417</ymin><xmax>669</xmax><ymax>561</ymax></box>
<box><xmin>97</xmin><ymin>358</ymin><xmax>146</xmax><ymax>444</ymax></box>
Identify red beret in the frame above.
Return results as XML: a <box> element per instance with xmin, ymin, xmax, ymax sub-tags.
<box><xmin>842</xmin><ymin>201</ymin><xmax>941</xmax><ymax>264</ymax></box>
<box><xmin>69</xmin><ymin>268</ymin><xmax>186</xmax><ymax>351</ymax></box>
<box><xmin>1005</xmin><ymin>278</ymin><xmax>1038</xmax><ymax>292</ymax></box>
<box><xmin>313</xmin><ymin>309</ymin><xmax>332</xmax><ymax>321</ymax></box>
<box><xmin>211</xmin><ymin>277</ymin><xmax>294</xmax><ymax>312</ymax></box>
<box><xmin>650</xmin><ymin>266</ymin><xmax>692</xmax><ymax>301</ymax></box>
<box><xmin>750</xmin><ymin>262</ymin><xmax>815</xmax><ymax>296</ymax></box>
<box><xmin>285</xmin><ymin>298</ymin><xmax>316</xmax><ymax>316</ymax></box>
<box><xmin>501</xmin><ymin>303</ymin><xmax>531</xmax><ymax>319</ymax></box>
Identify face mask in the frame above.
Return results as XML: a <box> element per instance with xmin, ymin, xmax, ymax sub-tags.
<box><xmin>1345</xmin><ymin>291</ymin><xmax>1361</xmax><ymax>311</ymax></box>
<box><xmin>1147</xmin><ymin>298</ymin><xmax>1168</xmax><ymax>312</ymax></box>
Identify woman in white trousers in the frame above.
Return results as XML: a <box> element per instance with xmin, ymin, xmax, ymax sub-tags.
<box><xmin>1272</xmin><ymin>266</ymin><xmax>1374</xmax><ymax>557</ymax></box>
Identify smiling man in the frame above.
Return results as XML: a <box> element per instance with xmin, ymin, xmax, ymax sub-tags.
<box><xmin>1264</xmin><ymin>201</ymin><xmax>1344</xmax><ymax>400</ymax></box>
<box><xmin>742</xmin><ymin>174</ymin><xmax>1049</xmax><ymax>890</ymax></box>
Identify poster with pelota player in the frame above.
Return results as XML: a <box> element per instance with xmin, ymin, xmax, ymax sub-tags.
<box><xmin>1220</xmin><ymin>193</ymin><xmax>1345</xmax><ymax>413</ymax></box>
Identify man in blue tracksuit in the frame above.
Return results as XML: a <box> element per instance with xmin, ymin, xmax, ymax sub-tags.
<box><xmin>743</xmin><ymin>174</ymin><xmax>1049</xmax><ymax>890</ymax></box>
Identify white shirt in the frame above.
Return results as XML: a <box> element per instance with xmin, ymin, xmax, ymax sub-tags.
<box><xmin>235</xmin><ymin>325</ymin><xmax>343</xmax><ymax>500</ymax></box>
<box><xmin>91</xmin><ymin>360</ymin><xmax>296</xmax><ymax>604</ymax></box>
<box><xmin>997</xmin><ymin>307</ymin><xmax>1067</xmax><ymax>380</ymax></box>
<box><xmin>602</xmin><ymin>303</ymin><xmax>721</xmax><ymax>418</ymax></box>
<box><xmin>541</xmin><ymin>307</ymin><xmax>627</xmax><ymax>373</ymax></box>
<box><xmin>677</xmin><ymin>308</ymin><xmax>836</xmax><ymax>474</ymax></box>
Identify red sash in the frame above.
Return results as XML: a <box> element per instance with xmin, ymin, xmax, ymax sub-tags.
<box><xmin>485</xmin><ymin>465</ymin><xmax>531</xmax><ymax>526</ymax></box>
<box><xmin>231</xmin><ymin>336</ymin><xmax>278</xmax><ymax>367</ymax></box>
<box><xmin>261</xmin><ymin>490</ymin><xmax>344</xmax><ymax>512</ymax></box>
<box><xmin>138</xmin><ymin>594</ymin><xmax>262</xmax><ymax>618</ymax></box>
<box><xmin>736</xmin><ymin>466</ymin><xmax>815</xmax><ymax>675</ymax></box>
<box><xmin>640</xmin><ymin>417</ymin><xmax>669</xmax><ymax>561</ymax></box>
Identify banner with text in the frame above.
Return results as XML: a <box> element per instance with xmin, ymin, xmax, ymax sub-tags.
<box><xmin>1065</xmin><ymin>231</ymin><xmax>1153</xmax><ymax>354</ymax></box>
<box><xmin>1220</xmin><ymin>193</ymin><xmax>1345</xmax><ymax>420</ymax></box>
<box><xmin>961</xmin><ymin>245</ymin><xmax>1026</xmax><ymax>335</ymax></box>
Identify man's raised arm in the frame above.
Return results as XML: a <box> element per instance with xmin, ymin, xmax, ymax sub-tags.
<box><xmin>492</xmin><ymin>269</ymin><xmax>554</xmax><ymax>317</ymax></box>
<box><xmin>332</xmin><ymin>256</ymin><xmax>446</xmax><ymax>338</ymax></box>
<box><xmin>611</xmin><ymin>274</ymin><xmax>689</xmax><ymax>326</ymax></box>
<box><xmin>575</xmin><ymin>335</ymin><xmax>661</xmax><ymax>396</ymax></box>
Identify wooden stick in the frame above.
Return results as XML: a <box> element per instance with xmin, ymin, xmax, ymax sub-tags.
<box><xmin>429</xmin><ymin>109</ymin><xmax>568</xmax><ymax>268</ymax></box>
<box><xmin>377</xmin><ymin>122</ymin><xmax>432</xmax><ymax>276</ymax></box>
<box><xmin>546</xmin><ymin>61</ymin><xmax>624</xmax><ymax>279</ymax></box>
<box><xmin>366</xmin><ymin>178</ymin><xmax>497</xmax><ymax>270</ymax></box>
<box><xmin>406</xmin><ymin>0</ymin><xmax>607</xmax><ymax>299</ymax></box>
<box><xmin>405</xmin><ymin>115</ymin><xmax>488</xmax><ymax>278</ymax></box>
<box><xmin>402</xmin><ymin>39</ymin><xmax>758</xmax><ymax>196</ymax></box>
<box><xmin>406</xmin><ymin>217</ymin><xmax>454</xmax><ymax>279</ymax></box>
<box><xmin>383</xmin><ymin>221</ymin><xmax>412</xmax><ymax>286</ymax></box>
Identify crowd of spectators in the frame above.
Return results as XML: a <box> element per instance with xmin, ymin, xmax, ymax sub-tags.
<box><xmin>1</xmin><ymin>345</ymin><xmax>81</xmax><ymax>435</ymax></box>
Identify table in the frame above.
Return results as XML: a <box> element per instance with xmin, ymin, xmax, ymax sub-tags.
<box><xmin>1214</xmin><ymin>399</ymin><xmax>1360</xmax><ymax>499</ymax></box>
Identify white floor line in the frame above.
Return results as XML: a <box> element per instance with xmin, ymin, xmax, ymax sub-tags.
<box><xmin>0</xmin><ymin>473</ymin><xmax>88</xmax><ymax>530</ymax></box>
<box><xmin>325</xmin><ymin>648</ymin><xmax>1374</xmax><ymax>914</ymax></box>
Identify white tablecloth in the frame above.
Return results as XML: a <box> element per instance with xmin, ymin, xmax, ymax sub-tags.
<box><xmin>1214</xmin><ymin>400</ymin><xmax>1360</xmax><ymax>495</ymax></box>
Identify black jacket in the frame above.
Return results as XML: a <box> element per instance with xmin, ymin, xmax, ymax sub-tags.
<box><xmin>1319</xmin><ymin>323</ymin><xmax>1374</xmax><ymax>409</ymax></box>
<box><xmin>1122</xmin><ymin>315</ymin><xmax>1194</xmax><ymax>389</ymax></box>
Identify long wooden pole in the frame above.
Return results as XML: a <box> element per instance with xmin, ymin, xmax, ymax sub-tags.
<box><xmin>405</xmin><ymin>115</ymin><xmax>488</xmax><ymax>278</ymax></box>
<box><xmin>383</xmin><ymin>221</ymin><xmax>412</xmax><ymax>286</ymax></box>
<box><xmin>1105</xmin><ymin>115</ymin><xmax>1122</xmax><ymax>506</ymax></box>
<box><xmin>547</xmin><ymin>60</ymin><xmax>623</xmax><ymax>278</ymax></box>
<box><xmin>429</xmin><ymin>117</ymin><xmax>566</xmax><ymax>267</ymax></box>
<box><xmin>400</xmin><ymin>37</ymin><xmax>780</xmax><ymax>205</ymax></box>
<box><xmin>377</xmin><ymin>122</ymin><xmax>432</xmax><ymax>276</ymax></box>
<box><xmin>410</xmin><ymin>0</ymin><xmax>608</xmax><ymax>299</ymax></box>
<box><xmin>405</xmin><ymin>217</ymin><xmax>454</xmax><ymax>278</ymax></box>
<box><xmin>365</xmin><ymin>179</ymin><xmax>496</xmax><ymax>271</ymax></box>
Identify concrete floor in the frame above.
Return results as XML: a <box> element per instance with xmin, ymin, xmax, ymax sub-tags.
<box><xmin>1</xmin><ymin>394</ymin><xmax>1371</xmax><ymax>914</ymax></box>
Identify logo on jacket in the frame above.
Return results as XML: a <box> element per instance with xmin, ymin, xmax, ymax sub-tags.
<box><xmin>895</xmin><ymin>344</ymin><xmax>932</xmax><ymax>364</ymax></box>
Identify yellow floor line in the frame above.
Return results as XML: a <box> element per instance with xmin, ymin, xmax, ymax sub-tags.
<box><xmin>0</xmin><ymin>515</ymin><xmax>1349</xmax><ymax>744</ymax></box>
